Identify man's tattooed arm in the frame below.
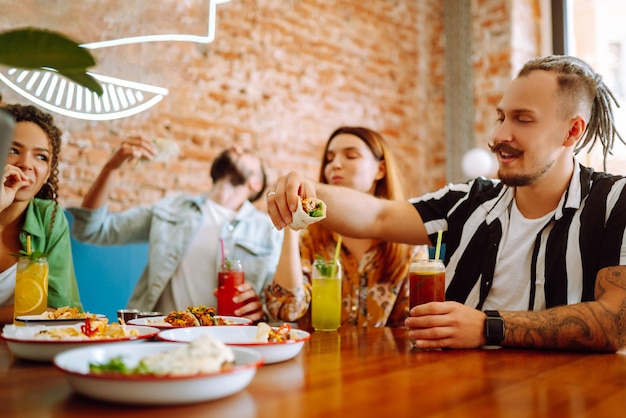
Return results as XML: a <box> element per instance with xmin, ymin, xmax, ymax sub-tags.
<box><xmin>501</xmin><ymin>266</ymin><xmax>626</xmax><ymax>352</ymax></box>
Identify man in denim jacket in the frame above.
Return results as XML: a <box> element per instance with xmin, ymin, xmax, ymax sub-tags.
<box><xmin>69</xmin><ymin>139</ymin><xmax>282</xmax><ymax>323</ymax></box>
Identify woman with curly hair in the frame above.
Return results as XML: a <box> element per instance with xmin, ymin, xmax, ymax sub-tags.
<box><xmin>0</xmin><ymin>104</ymin><xmax>82</xmax><ymax>323</ymax></box>
<box><xmin>265</xmin><ymin>126</ymin><xmax>427</xmax><ymax>328</ymax></box>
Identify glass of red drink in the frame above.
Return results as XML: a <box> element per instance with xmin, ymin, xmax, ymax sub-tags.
<box><xmin>217</xmin><ymin>259</ymin><xmax>245</xmax><ymax>316</ymax></box>
<box><xmin>409</xmin><ymin>259</ymin><xmax>445</xmax><ymax>308</ymax></box>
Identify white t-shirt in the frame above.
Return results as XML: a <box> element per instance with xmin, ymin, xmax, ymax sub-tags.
<box><xmin>154</xmin><ymin>199</ymin><xmax>236</xmax><ymax>313</ymax></box>
<box><xmin>483</xmin><ymin>200</ymin><xmax>555</xmax><ymax>311</ymax></box>
<box><xmin>0</xmin><ymin>263</ymin><xmax>17</xmax><ymax>307</ymax></box>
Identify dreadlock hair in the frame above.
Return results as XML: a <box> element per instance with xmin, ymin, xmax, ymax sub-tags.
<box><xmin>517</xmin><ymin>55</ymin><xmax>624</xmax><ymax>170</ymax></box>
<box><xmin>2</xmin><ymin>103</ymin><xmax>62</xmax><ymax>225</ymax></box>
<box><xmin>308</xmin><ymin>126</ymin><xmax>413</xmax><ymax>286</ymax></box>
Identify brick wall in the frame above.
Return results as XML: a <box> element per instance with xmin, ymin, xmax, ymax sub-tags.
<box><xmin>471</xmin><ymin>0</ymin><xmax>545</xmax><ymax>150</ymax></box>
<box><xmin>0</xmin><ymin>0</ymin><xmax>543</xmax><ymax>211</ymax></box>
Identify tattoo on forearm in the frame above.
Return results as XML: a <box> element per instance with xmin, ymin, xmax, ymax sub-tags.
<box><xmin>504</xmin><ymin>267</ymin><xmax>626</xmax><ymax>352</ymax></box>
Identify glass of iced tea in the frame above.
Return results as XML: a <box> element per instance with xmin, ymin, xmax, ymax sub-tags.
<box><xmin>409</xmin><ymin>258</ymin><xmax>445</xmax><ymax>308</ymax></box>
<box><xmin>13</xmin><ymin>255</ymin><xmax>49</xmax><ymax>323</ymax></box>
<box><xmin>311</xmin><ymin>259</ymin><xmax>342</xmax><ymax>331</ymax></box>
<box><xmin>217</xmin><ymin>259</ymin><xmax>244</xmax><ymax>316</ymax></box>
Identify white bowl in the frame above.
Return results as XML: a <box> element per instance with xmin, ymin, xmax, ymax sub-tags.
<box><xmin>53</xmin><ymin>342</ymin><xmax>263</xmax><ymax>405</ymax></box>
<box><xmin>1</xmin><ymin>324</ymin><xmax>159</xmax><ymax>362</ymax></box>
<box><xmin>15</xmin><ymin>313</ymin><xmax>107</xmax><ymax>326</ymax></box>
<box><xmin>127</xmin><ymin>315</ymin><xmax>252</xmax><ymax>329</ymax></box>
<box><xmin>157</xmin><ymin>326</ymin><xmax>311</xmax><ymax>364</ymax></box>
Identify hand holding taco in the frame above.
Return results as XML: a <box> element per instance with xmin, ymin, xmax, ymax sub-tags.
<box><xmin>289</xmin><ymin>196</ymin><xmax>327</xmax><ymax>230</ymax></box>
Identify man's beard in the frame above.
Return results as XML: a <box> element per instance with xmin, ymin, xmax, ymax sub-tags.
<box><xmin>489</xmin><ymin>142</ymin><xmax>553</xmax><ymax>187</ymax></box>
<box><xmin>496</xmin><ymin>158</ymin><xmax>554</xmax><ymax>186</ymax></box>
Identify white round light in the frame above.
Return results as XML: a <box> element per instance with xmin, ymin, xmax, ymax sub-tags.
<box><xmin>461</xmin><ymin>148</ymin><xmax>496</xmax><ymax>178</ymax></box>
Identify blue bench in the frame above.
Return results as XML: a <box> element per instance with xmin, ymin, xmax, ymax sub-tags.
<box><xmin>66</xmin><ymin>211</ymin><xmax>148</xmax><ymax>321</ymax></box>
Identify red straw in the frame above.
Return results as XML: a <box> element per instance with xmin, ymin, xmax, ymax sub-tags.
<box><xmin>220</xmin><ymin>238</ymin><xmax>225</xmax><ymax>267</ymax></box>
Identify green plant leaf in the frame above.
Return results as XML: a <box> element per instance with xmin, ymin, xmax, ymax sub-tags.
<box><xmin>222</xmin><ymin>257</ymin><xmax>232</xmax><ymax>270</ymax></box>
<box><xmin>0</xmin><ymin>27</ymin><xmax>94</xmax><ymax>69</ymax></box>
<box><xmin>9</xmin><ymin>249</ymin><xmax>48</xmax><ymax>260</ymax></box>
<box><xmin>59</xmin><ymin>70</ymin><xmax>103</xmax><ymax>96</ymax></box>
<box><xmin>0</xmin><ymin>27</ymin><xmax>103</xmax><ymax>95</ymax></box>
<box><xmin>313</xmin><ymin>254</ymin><xmax>335</xmax><ymax>277</ymax></box>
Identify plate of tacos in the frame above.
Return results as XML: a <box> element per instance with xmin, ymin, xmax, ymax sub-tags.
<box><xmin>127</xmin><ymin>305</ymin><xmax>252</xmax><ymax>329</ymax></box>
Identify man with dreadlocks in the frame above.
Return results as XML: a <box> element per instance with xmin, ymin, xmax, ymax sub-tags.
<box><xmin>266</xmin><ymin>55</ymin><xmax>626</xmax><ymax>352</ymax></box>
<box><xmin>0</xmin><ymin>104</ymin><xmax>83</xmax><ymax>323</ymax></box>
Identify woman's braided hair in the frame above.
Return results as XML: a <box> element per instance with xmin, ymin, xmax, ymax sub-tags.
<box><xmin>518</xmin><ymin>55</ymin><xmax>624</xmax><ymax>169</ymax></box>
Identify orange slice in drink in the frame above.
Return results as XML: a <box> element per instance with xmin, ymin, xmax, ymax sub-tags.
<box><xmin>14</xmin><ymin>278</ymin><xmax>45</xmax><ymax>315</ymax></box>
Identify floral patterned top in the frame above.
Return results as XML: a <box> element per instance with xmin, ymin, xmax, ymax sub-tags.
<box><xmin>265</xmin><ymin>230</ymin><xmax>427</xmax><ymax>328</ymax></box>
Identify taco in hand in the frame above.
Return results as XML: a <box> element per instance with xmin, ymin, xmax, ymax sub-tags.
<box><xmin>140</xmin><ymin>137</ymin><xmax>180</xmax><ymax>163</ymax></box>
<box><xmin>289</xmin><ymin>196</ymin><xmax>327</xmax><ymax>231</ymax></box>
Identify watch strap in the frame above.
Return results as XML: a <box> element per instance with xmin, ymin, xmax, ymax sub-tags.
<box><xmin>483</xmin><ymin>310</ymin><xmax>505</xmax><ymax>345</ymax></box>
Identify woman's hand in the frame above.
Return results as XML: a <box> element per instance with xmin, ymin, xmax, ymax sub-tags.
<box><xmin>1</xmin><ymin>164</ymin><xmax>31</xmax><ymax>211</ymax></box>
<box><xmin>212</xmin><ymin>283</ymin><xmax>266</xmax><ymax>323</ymax></box>
<box><xmin>233</xmin><ymin>282</ymin><xmax>265</xmax><ymax>323</ymax></box>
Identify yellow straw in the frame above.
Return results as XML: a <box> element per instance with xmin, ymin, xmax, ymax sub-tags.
<box><xmin>331</xmin><ymin>235</ymin><xmax>342</xmax><ymax>278</ymax></box>
<box><xmin>434</xmin><ymin>230</ymin><xmax>443</xmax><ymax>260</ymax></box>
<box><xmin>26</xmin><ymin>235</ymin><xmax>31</xmax><ymax>255</ymax></box>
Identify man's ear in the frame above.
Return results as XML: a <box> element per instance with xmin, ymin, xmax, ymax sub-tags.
<box><xmin>564</xmin><ymin>116</ymin><xmax>586</xmax><ymax>147</ymax></box>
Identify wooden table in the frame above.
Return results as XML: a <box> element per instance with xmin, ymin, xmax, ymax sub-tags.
<box><xmin>1</xmin><ymin>326</ymin><xmax>625</xmax><ymax>417</ymax></box>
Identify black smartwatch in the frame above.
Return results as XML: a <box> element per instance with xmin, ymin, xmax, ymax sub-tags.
<box><xmin>483</xmin><ymin>310</ymin><xmax>505</xmax><ymax>346</ymax></box>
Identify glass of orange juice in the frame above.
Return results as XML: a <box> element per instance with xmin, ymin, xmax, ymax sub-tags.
<box><xmin>13</xmin><ymin>255</ymin><xmax>49</xmax><ymax>323</ymax></box>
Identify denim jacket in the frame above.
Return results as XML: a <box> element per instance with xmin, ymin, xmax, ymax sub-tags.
<box><xmin>68</xmin><ymin>194</ymin><xmax>283</xmax><ymax>312</ymax></box>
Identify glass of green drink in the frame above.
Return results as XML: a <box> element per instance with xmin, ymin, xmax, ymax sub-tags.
<box><xmin>311</xmin><ymin>258</ymin><xmax>342</xmax><ymax>331</ymax></box>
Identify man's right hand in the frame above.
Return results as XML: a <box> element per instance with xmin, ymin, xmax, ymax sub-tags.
<box><xmin>266</xmin><ymin>171</ymin><xmax>317</xmax><ymax>230</ymax></box>
<box><xmin>80</xmin><ymin>136</ymin><xmax>156</xmax><ymax>210</ymax></box>
<box><xmin>106</xmin><ymin>136</ymin><xmax>156</xmax><ymax>171</ymax></box>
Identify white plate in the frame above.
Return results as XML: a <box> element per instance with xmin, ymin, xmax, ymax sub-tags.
<box><xmin>127</xmin><ymin>315</ymin><xmax>252</xmax><ymax>329</ymax></box>
<box><xmin>157</xmin><ymin>326</ymin><xmax>311</xmax><ymax>364</ymax></box>
<box><xmin>1</xmin><ymin>324</ymin><xmax>159</xmax><ymax>362</ymax></box>
<box><xmin>15</xmin><ymin>313</ymin><xmax>107</xmax><ymax>326</ymax></box>
<box><xmin>53</xmin><ymin>342</ymin><xmax>263</xmax><ymax>405</ymax></box>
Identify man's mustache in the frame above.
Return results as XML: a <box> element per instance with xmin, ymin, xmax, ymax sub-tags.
<box><xmin>488</xmin><ymin>142</ymin><xmax>523</xmax><ymax>157</ymax></box>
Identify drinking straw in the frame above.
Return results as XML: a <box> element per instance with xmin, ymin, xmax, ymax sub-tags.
<box><xmin>331</xmin><ymin>235</ymin><xmax>342</xmax><ymax>278</ymax></box>
<box><xmin>219</xmin><ymin>238</ymin><xmax>225</xmax><ymax>268</ymax></box>
<box><xmin>26</xmin><ymin>235</ymin><xmax>31</xmax><ymax>255</ymax></box>
<box><xmin>434</xmin><ymin>230</ymin><xmax>443</xmax><ymax>261</ymax></box>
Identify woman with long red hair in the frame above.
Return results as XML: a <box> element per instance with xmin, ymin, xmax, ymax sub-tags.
<box><xmin>265</xmin><ymin>127</ymin><xmax>426</xmax><ymax>328</ymax></box>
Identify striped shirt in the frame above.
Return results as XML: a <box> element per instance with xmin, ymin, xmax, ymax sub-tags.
<box><xmin>410</xmin><ymin>163</ymin><xmax>626</xmax><ymax>311</ymax></box>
